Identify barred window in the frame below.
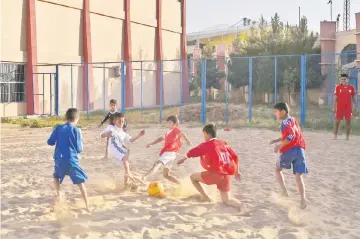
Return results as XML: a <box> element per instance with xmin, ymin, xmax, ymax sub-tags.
<box><xmin>341</xmin><ymin>44</ymin><xmax>357</xmax><ymax>66</ymax></box>
<box><xmin>0</xmin><ymin>63</ymin><xmax>26</xmax><ymax>103</ymax></box>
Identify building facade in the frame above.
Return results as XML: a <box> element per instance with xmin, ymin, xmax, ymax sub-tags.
<box><xmin>1</xmin><ymin>0</ymin><xmax>188</xmax><ymax>117</ymax></box>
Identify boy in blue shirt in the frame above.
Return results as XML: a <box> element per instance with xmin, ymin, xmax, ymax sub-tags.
<box><xmin>47</xmin><ymin>108</ymin><xmax>89</xmax><ymax>211</ymax></box>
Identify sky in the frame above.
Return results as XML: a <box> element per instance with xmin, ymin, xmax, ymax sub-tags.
<box><xmin>186</xmin><ymin>0</ymin><xmax>360</xmax><ymax>33</ymax></box>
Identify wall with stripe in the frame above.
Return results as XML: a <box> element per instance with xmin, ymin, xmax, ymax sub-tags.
<box><xmin>1</xmin><ymin>0</ymin><xmax>186</xmax><ymax>116</ymax></box>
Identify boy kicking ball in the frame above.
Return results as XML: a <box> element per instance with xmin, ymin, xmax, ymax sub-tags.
<box><xmin>270</xmin><ymin>103</ymin><xmax>308</xmax><ymax>209</ymax></box>
<box><xmin>101</xmin><ymin>112</ymin><xmax>145</xmax><ymax>189</ymax></box>
<box><xmin>143</xmin><ymin>115</ymin><xmax>191</xmax><ymax>184</ymax></box>
<box><xmin>177</xmin><ymin>124</ymin><xmax>250</xmax><ymax>216</ymax></box>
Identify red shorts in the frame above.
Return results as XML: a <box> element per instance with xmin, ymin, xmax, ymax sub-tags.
<box><xmin>336</xmin><ymin>110</ymin><xmax>352</xmax><ymax>120</ymax></box>
<box><xmin>200</xmin><ymin>171</ymin><xmax>232</xmax><ymax>192</ymax></box>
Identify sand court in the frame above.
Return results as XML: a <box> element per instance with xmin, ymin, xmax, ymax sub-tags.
<box><xmin>1</xmin><ymin>124</ymin><xmax>360</xmax><ymax>239</ymax></box>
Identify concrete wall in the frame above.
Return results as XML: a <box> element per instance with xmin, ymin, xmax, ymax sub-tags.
<box><xmin>335</xmin><ymin>30</ymin><xmax>356</xmax><ymax>54</ymax></box>
<box><xmin>1</xmin><ymin>0</ymin><xmax>184</xmax><ymax>116</ymax></box>
<box><xmin>0</xmin><ymin>0</ymin><xmax>27</xmax><ymax>62</ymax></box>
<box><xmin>1</xmin><ymin>0</ymin><xmax>27</xmax><ymax>117</ymax></box>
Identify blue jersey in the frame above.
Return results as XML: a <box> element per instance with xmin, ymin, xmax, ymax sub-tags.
<box><xmin>47</xmin><ymin>122</ymin><xmax>83</xmax><ymax>163</ymax></box>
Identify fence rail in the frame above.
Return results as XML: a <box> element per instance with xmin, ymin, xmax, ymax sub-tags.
<box><xmin>1</xmin><ymin>53</ymin><xmax>359</xmax><ymax>126</ymax></box>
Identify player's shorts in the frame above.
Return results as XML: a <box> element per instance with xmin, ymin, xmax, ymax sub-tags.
<box><xmin>159</xmin><ymin>152</ymin><xmax>177</xmax><ymax>169</ymax></box>
<box><xmin>336</xmin><ymin>109</ymin><xmax>352</xmax><ymax>120</ymax></box>
<box><xmin>201</xmin><ymin>171</ymin><xmax>232</xmax><ymax>192</ymax></box>
<box><xmin>109</xmin><ymin>139</ymin><xmax>128</xmax><ymax>166</ymax></box>
<box><xmin>277</xmin><ymin>147</ymin><xmax>308</xmax><ymax>174</ymax></box>
<box><xmin>53</xmin><ymin>160</ymin><xmax>88</xmax><ymax>185</ymax></box>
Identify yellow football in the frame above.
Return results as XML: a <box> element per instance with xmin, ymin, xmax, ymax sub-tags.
<box><xmin>147</xmin><ymin>182</ymin><xmax>165</xmax><ymax>197</ymax></box>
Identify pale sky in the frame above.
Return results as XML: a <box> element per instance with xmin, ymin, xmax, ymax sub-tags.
<box><xmin>187</xmin><ymin>0</ymin><xmax>360</xmax><ymax>33</ymax></box>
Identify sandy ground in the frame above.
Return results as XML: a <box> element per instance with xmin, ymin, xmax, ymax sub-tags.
<box><xmin>1</xmin><ymin>123</ymin><xmax>360</xmax><ymax>239</ymax></box>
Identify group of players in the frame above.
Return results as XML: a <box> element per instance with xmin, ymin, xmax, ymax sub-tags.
<box><xmin>47</xmin><ymin>73</ymin><xmax>357</xmax><ymax>214</ymax></box>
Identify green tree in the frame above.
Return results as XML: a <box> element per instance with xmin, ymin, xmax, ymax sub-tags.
<box><xmin>193</xmin><ymin>45</ymin><xmax>224</xmax><ymax>91</ymax></box>
<box><xmin>228</xmin><ymin>13</ymin><xmax>323</xmax><ymax>96</ymax></box>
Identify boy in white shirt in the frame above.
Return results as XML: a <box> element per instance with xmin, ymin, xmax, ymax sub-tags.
<box><xmin>101</xmin><ymin>112</ymin><xmax>145</xmax><ymax>188</ymax></box>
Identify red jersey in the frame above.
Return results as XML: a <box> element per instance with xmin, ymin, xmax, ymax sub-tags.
<box><xmin>334</xmin><ymin>84</ymin><xmax>356</xmax><ymax>110</ymax></box>
<box><xmin>186</xmin><ymin>139</ymin><xmax>239</xmax><ymax>175</ymax></box>
<box><xmin>280</xmin><ymin>117</ymin><xmax>306</xmax><ymax>153</ymax></box>
<box><xmin>159</xmin><ymin>127</ymin><xmax>182</xmax><ymax>156</ymax></box>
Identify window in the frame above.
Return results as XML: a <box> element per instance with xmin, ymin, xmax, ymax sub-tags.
<box><xmin>341</xmin><ymin>44</ymin><xmax>357</xmax><ymax>65</ymax></box>
<box><xmin>0</xmin><ymin>63</ymin><xmax>26</xmax><ymax>103</ymax></box>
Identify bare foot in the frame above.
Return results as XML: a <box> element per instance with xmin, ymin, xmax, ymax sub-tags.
<box><xmin>300</xmin><ymin>199</ymin><xmax>307</xmax><ymax>209</ymax></box>
<box><xmin>85</xmin><ymin>204</ymin><xmax>91</xmax><ymax>213</ymax></box>
<box><xmin>128</xmin><ymin>182</ymin><xmax>139</xmax><ymax>191</ymax></box>
<box><xmin>333</xmin><ymin>135</ymin><xmax>337</xmax><ymax>140</ymax></box>
<box><xmin>238</xmin><ymin>203</ymin><xmax>251</xmax><ymax>217</ymax></box>
<box><xmin>132</xmin><ymin>176</ymin><xmax>146</xmax><ymax>185</ymax></box>
<box><xmin>281</xmin><ymin>190</ymin><xmax>289</xmax><ymax>197</ymax></box>
<box><xmin>102</xmin><ymin>155</ymin><xmax>108</xmax><ymax>160</ymax></box>
<box><xmin>346</xmin><ymin>137</ymin><xmax>349</xmax><ymax>141</ymax></box>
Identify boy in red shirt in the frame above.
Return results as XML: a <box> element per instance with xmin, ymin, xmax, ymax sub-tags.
<box><xmin>143</xmin><ymin>115</ymin><xmax>191</xmax><ymax>184</ymax></box>
<box><xmin>333</xmin><ymin>73</ymin><xmax>357</xmax><ymax>140</ymax></box>
<box><xmin>177</xmin><ymin>124</ymin><xmax>249</xmax><ymax>216</ymax></box>
<box><xmin>270</xmin><ymin>103</ymin><xmax>308</xmax><ymax>209</ymax></box>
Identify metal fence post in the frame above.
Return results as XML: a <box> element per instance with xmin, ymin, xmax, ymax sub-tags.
<box><xmin>70</xmin><ymin>63</ymin><xmax>73</xmax><ymax>108</ymax></box>
<box><xmin>55</xmin><ymin>64</ymin><xmax>59</xmax><ymax>116</ymax></box>
<box><xmin>330</xmin><ymin>54</ymin><xmax>335</xmax><ymax>123</ymax></box>
<box><xmin>201</xmin><ymin>58</ymin><xmax>207</xmax><ymax>124</ymax></box>
<box><xmin>274</xmin><ymin>56</ymin><xmax>278</xmax><ymax>105</ymax></box>
<box><xmin>121</xmin><ymin>61</ymin><xmax>126</xmax><ymax>113</ymax></box>
<box><xmin>140</xmin><ymin>61</ymin><xmax>143</xmax><ymax>116</ymax></box>
<box><xmin>86</xmin><ymin>63</ymin><xmax>90</xmax><ymax>120</ymax></box>
<box><xmin>100</xmin><ymin>63</ymin><xmax>105</xmax><ymax>113</ymax></box>
<box><xmin>300</xmin><ymin>55</ymin><xmax>306</xmax><ymax>126</ymax></box>
<box><xmin>225</xmin><ymin>58</ymin><xmax>229</xmax><ymax>124</ymax></box>
<box><xmin>179</xmin><ymin>58</ymin><xmax>183</xmax><ymax>124</ymax></box>
<box><xmin>159</xmin><ymin>60</ymin><xmax>164</xmax><ymax>122</ymax></box>
<box><xmin>248</xmin><ymin>57</ymin><xmax>253</xmax><ymax>122</ymax></box>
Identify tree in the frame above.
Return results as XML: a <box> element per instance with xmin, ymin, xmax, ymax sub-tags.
<box><xmin>193</xmin><ymin>45</ymin><xmax>224</xmax><ymax>91</ymax></box>
<box><xmin>228</xmin><ymin>13</ymin><xmax>323</xmax><ymax>98</ymax></box>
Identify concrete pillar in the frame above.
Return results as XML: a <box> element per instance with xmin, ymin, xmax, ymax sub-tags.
<box><xmin>82</xmin><ymin>0</ymin><xmax>94</xmax><ymax>111</ymax></box>
<box><xmin>320</xmin><ymin>21</ymin><xmax>337</xmax><ymax>104</ymax></box>
<box><xmin>192</xmin><ymin>48</ymin><xmax>202</xmax><ymax>78</ymax></box>
<box><xmin>25</xmin><ymin>0</ymin><xmax>38</xmax><ymax>115</ymax></box>
<box><xmin>355</xmin><ymin>12</ymin><xmax>360</xmax><ymax>108</ymax></box>
<box><xmin>216</xmin><ymin>43</ymin><xmax>226</xmax><ymax>90</ymax></box>
<box><xmin>181</xmin><ymin>0</ymin><xmax>189</xmax><ymax>103</ymax></box>
<box><xmin>124</xmin><ymin>0</ymin><xmax>133</xmax><ymax>108</ymax></box>
<box><xmin>155</xmin><ymin>0</ymin><xmax>163</xmax><ymax>106</ymax></box>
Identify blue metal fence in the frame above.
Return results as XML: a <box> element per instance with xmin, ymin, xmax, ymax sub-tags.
<box><xmin>2</xmin><ymin>53</ymin><xmax>359</xmax><ymax>125</ymax></box>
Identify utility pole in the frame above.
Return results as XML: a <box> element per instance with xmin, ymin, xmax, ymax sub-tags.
<box><xmin>343</xmin><ymin>0</ymin><xmax>350</xmax><ymax>30</ymax></box>
<box><xmin>327</xmin><ymin>0</ymin><xmax>333</xmax><ymax>21</ymax></box>
<box><xmin>298</xmin><ymin>7</ymin><xmax>301</xmax><ymax>25</ymax></box>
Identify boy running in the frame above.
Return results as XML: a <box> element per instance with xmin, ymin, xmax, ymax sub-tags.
<box><xmin>333</xmin><ymin>73</ymin><xmax>357</xmax><ymax>140</ymax></box>
<box><xmin>143</xmin><ymin>115</ymin><xmax>191</xmax><ymax>184</ymax></box>
<box><xmin>177</xmin><ymin>124</ymin><xmax>249</xmax><ymax>216</ymax></box>
<box><xmin>270</xmin><ymin>103</ymin><xmax>308</xmax><ymax>209</ymax></box>
<box><xmin>99</xmin><ymin>99</ymin><xmax>128</xmax><ymax>159</ymax></box>
<box><xmin>47</xmin><ymin>108</ymin><xmax>89</xmax><ymax>211</ymax></box>
<box><xmin>100</xmin><ymin>112</ymin><xmax>145</xmax><ymax>188</ymax></box>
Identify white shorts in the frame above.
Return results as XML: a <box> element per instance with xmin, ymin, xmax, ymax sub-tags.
<box><xmin>108</xmin><ymin>148</ymin><xmax>128</xmax><ymax>166</ymax></box>
<box><xmin>159</xmin><ymin>152</ymin><xmax>177</xmax><ymax>169</ymax></box>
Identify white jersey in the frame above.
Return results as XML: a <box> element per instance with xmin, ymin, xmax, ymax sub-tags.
<box><xmin>102</xmin><ymin>125</ymin><xmax>132</xmax><ymax>163</ymax></box>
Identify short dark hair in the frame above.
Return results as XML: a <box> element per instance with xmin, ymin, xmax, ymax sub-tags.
<box><xmin>65</xmin><ymin>108</ymin><xmax>79</xmax><ymax>121</ymax></box>
<box><xmin>113</xmin><ymin>112</ymin><xmax>125</xmax><ymax>122</ymax></box>
<box><xmin>340</xmin><ymin>73</ymin><xmax>348</xmax><ymax>78</ymax></box>
<box><xmin>109</xmin><ymin>99</ymin><xmax>117</xmax><ymax>105</ymax></box>
<box><xmin>274</xmin><ymin>103</ymin><xmax>289</xmax><ymax>113</ymax></box>
<box><xmin>203</xmin><ymin>124</ymin><xmax>216</xmax><ymax>138</ymax></box>
<box><xmin>167</xmin><ymin>115</ymin><xmax>179</xmax><ymax>124</ymax></box>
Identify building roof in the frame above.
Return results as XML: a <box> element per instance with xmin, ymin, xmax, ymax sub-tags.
<box><xmin>187</xmin><ymin>24</ymin><xmax>253</xmax><ymax>41</ymax></box>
